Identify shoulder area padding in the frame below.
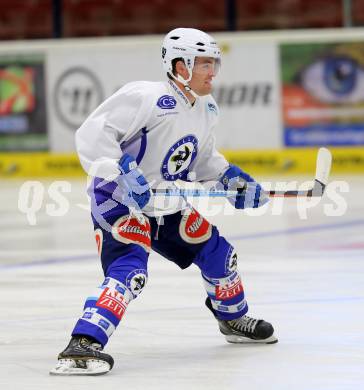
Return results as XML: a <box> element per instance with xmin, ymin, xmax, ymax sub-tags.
<box><xmin>116</xmin><ymin>81</ymin><xmax>169</xmax><ymax>100</ymax></box>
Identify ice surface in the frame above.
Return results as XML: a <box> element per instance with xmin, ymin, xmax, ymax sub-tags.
<box><xmin>0</xmin><ymin>176</ymin><xmax>363</xmax><ymax>390</ymax></box>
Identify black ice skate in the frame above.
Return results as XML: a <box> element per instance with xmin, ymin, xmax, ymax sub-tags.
<box><xmin>49</xmin><ymin>336</ymin><xmax>114</xmax><ymax>376</ymax></box>
<box><xmin>205</xmin><ymin>298</ymin><xmax>278</xmax><ymax>344</ymax></box>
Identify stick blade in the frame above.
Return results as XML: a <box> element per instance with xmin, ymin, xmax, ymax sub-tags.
<box><xmin>315</xmin><ymin>147</ymin><xmax>332</xmax><ymax>185</ymax></box>
<box><xmin>311</xmin><ymin>147</ymin><xmax>332</xmax><ymax>196</ymax></box>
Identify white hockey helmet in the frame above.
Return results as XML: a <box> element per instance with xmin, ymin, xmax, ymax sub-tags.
<box><xmin>162</xmin><ymin>28</ymin><xmax>221</xmax><ymax>85</ymax></box>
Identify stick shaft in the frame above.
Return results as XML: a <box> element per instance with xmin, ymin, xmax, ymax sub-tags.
<box><xmin>152</xmin><ymin>179</ymin><xmax>325</xmax><ymax>198</ymax></box>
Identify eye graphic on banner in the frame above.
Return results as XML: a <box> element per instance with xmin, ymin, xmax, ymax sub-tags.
<box><xmin>53</xmin><ymin>67</ymin><xmax>104</xmax><ymax>130</ymax></box>
<box><xmin>281</xmin><ymin>42</ymin><xmax>364</xmax><ymax>146</ymax></box>
<box><xmin>299</xmin><ymin>56</ymin><xmax>364</xmax><ymax>104</ymax></box>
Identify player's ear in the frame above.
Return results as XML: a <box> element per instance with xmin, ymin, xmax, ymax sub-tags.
<box><xmin>175</xmin><ymin>60</ymin><xmax>189</xmax><ymax>80</ymax></box>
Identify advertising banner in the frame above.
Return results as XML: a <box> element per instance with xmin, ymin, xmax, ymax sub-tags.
<box><xmin>46</xmin><ymin>38</ymin><xmax>280</xmax><ymax>151</ymax></box>
<box><xmin>47</xmin><ymin>41</ymin><xmax>164</xmax><ymax>152</ymax></box>
<box><xmin>2</xmin><ymin>31</ymin><xmax>364</xmax><ymax>154</ymax></box>
<box><xmin>213</xmin><ymin>41</ymin><xmax>281</xmax><ymax>149</ymax></box>
<box><xmin>281</xmin><ymin>41</ymin><xmax>364</xmax><ymax>146</ymax></box>
<box><xmin>0</xmin><ymin>53</ymin><xmax>48</xmax><ymax>151</ymax></box>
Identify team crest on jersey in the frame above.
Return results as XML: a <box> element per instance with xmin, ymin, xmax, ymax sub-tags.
<box><xmin>161</xmin><ymin>135</ymin><xmax>198</xmax><ymax>181</ymax></box>
<box><xmin>228</xmin><ymin>252</ymin><xmax>238</xmax><ymax>272</ymax></box>
<box><xmin>126</xmin><ymin>269</ymin><xmax>148</xmax><ymax>298</ymax></box>
<box><xmin>157</xmin><ymin>95</ymin><xmax>177</xmax><ymax>109</ymax></box>
<box><xmin>111</xmin><ymin>215</ymin><xmax>151</xmax><ymax>252</ymax></box>
<box><xmin>225</xmin><ymin>248</ymin><xmax>238</xmax><ymax>274</ymax></box>
<box><xmin>179</xmin><ymin>208</ymin><xmax>212</xmax><ymax>244</ymax></box>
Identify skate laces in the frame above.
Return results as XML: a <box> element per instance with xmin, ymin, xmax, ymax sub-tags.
<box><xmin>79</xmin><ymin>337</ymin><xmax>102</xmax><ymax>352</ymax></box>
<box><xmin>228</xmin><ymin>315</ymin><xmax>259</xmax><ymax>334</ymax></box>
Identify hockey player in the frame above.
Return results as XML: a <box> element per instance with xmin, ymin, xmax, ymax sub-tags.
<box><xmin>50</xmin><ymin>28</ymin><xmax>277</xmax><ymax>376</ymax></box>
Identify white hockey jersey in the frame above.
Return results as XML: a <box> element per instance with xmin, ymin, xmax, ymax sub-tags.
<box><xmin>76</xmin><ymin>79</ymin><xmax>229</xmax><ymax>216</ymax></box>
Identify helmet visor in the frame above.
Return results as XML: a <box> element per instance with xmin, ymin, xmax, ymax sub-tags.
<box><xmin>193</xmin><ymin>57</ymin><xmax>221</xmax><ymax>77</ymax></box>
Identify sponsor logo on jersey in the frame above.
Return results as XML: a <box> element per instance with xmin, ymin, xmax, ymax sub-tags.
<box><xmin>207</xmin><ymin>102</ymin><xmax>218</xmax><ymax>114</ymax></box>
<box><xmin>161</xmin><ymin>135</ymin><xmax>198</xmax><ymax>181</ymax></box>
<box><xmin>95</xmin><ymin>228</ymin><xmax>103</xmax><ymax>257</ymax></box>
<box><xmin>96</xmin><ymin>288</ymin><xmax>128</xmax><ymax>320</ymax></box>
<box><xmin>179</xmin><ymin>208</ymin><xmax>212</xmax><ymax>244</ymax></box>
<box><xmin>215</xmin><ymin>276</ymin><xmax>244</xmax><ymax>300</ymax></box>
<box><xmin>111</xmin><ymin>215</ymin><xmax>151</xmax><ymax>252</ymax></box>
<box><xmin>157</xmin><ymin>111</ymin><xmax>179</xmax><ymax>118</ymax></box>
<box><xmin>157</xmin><ymin>95</ymin><xmax>177</xmax><ymax>109</ymax></box>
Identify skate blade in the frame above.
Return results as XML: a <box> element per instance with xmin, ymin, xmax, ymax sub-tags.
<box><xmin>225</xmin><ymin>334</ymin><xmax>278</xmax><ymax>344</ymax></box>
<box><xmin>49</xmin><ymin>358</ymin><xmax>111</xmax><ymax>376</ymax></box>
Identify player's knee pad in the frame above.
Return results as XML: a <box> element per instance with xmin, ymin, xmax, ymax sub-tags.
<box><xmin>105</xmin><ymin>251</ymin><xmax>148</xmax><ymax>299</ymax></box>
<box><xmin>194</xmin><ymin>232</ymin><xmax>237</xmax><ymax>278</ymax></box>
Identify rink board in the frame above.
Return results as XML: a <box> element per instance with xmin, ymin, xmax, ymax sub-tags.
<box><xmin>0</xmin><ymin>147</ymin><xmax>363</xmax><ymax>178</ymax></box>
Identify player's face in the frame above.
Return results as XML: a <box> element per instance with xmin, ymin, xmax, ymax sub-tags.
<box><xmin>190</xmin><ymin>57</ymin><xmax>220</xmax><ymax>96</ymax></box>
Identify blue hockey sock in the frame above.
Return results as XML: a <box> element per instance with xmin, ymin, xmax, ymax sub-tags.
<box><xmin>194</xmin><ymin>229</ymin><xmax>248</xmax><ymax>320</ymax></box>
<box><xmin>72</xmin><ymin>254</ymin><xmax>148</xmax><ymax>346</ymax></box>
<box><xmin>72</xmin><ymin>277</ymin><xmax>134</xmax><ymax>346</ymax></box>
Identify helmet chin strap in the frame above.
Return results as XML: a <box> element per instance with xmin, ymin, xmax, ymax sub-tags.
<box><xmin>183</xmin><ymin>84</ymin><xmax>199</xmax><ymax>99</ymax></box>
<box><xmin>173</xmin><ymin>71</ymin><xmax>199</xmax><ymax>100</ymax></box>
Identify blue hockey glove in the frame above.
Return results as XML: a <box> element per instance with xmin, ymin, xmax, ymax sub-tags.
<box><xmin>115</xmin><ymin>154</ymin><xmax>151</xmax><ymax>210</ymax></box>
<box><xmin>219</xmin><ymin>165</ymin><xmax>269</xmax><ymax>209</ymax></box>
